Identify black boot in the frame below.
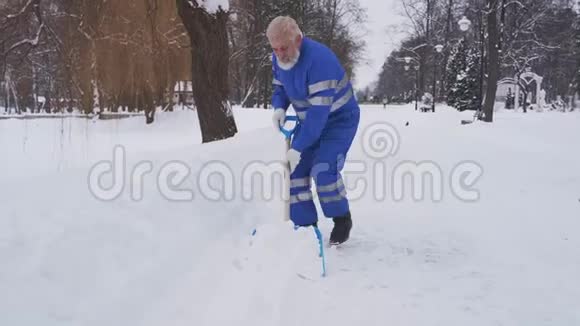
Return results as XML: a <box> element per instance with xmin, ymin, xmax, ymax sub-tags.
<box><xmin>329</xmin><ymin>212</ymin><xmax>352</xmax><ymax>245</ymax></box>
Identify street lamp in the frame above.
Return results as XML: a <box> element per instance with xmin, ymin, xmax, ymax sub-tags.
<box><xmin>399</xmin><ymin>56</ymin><xmax>420</xmax><ymax>111</ymax></box>
<box><xmin>458</xmin><ymin>16</ymin><xmax>471</xmax><ymax>32</ymax></box>
<box><xmin>413</xmin><ymin>65</ymin><xmax>419</xmax><ymax>111</ymax></box>
<box><xmin>457</xmin><ymin>15</ymin><xmax>476</xmax><ymax>124</ymax></box>
<box><xmin>403</xmin><ymin>64</ymin><xmax>420</xmax><ymax>110</ymax></box>
<box><xmin>457</xmin><ymin>14</ymin><xmax>484</xmax><ymax>118</ymax></box>
<box><xmin>432</xmin><ymin>44</ymin><xmax>444</xmax><ymax>112</ymax></box>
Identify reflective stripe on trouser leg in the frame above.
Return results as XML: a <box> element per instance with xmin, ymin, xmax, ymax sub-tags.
<box><xmin>288</xmin><ymin>146</ymin><xmax>318</xmax><ymax>226</ymax></box>
<box><xmin>310</xmin><ymin>108</ymin><xmax>359</xmax><ymax>218</ymax></box>
<box><xmin>315</xmin><ymin>174</ymin><xmax>349</xmax><ymax>217</ymax></box>
<box><xmin>289</xmin><ymin>180</ymin><xmax>317</xmax><ymax>226</ymax></box>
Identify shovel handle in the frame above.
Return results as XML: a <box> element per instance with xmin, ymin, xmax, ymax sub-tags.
<box><xmin>279</xmin><ymin>115</ymin><xmax>299</xmax><ymax>139</ymax></box>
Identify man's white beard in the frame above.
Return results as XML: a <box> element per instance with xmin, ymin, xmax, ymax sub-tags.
<box><xmin>277</xmin><ymin>51</ymin><xmax>300</xmax><ymax>71</ymax></box>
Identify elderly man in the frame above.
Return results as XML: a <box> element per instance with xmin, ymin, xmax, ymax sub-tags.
<box><xmin>267</xmin><ymin>16</ymin><xmax>360</xmax><ymax>245</ymax></box>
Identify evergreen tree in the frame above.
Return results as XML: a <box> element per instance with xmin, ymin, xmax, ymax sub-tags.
<box><xmin>459</xmin><ymin>46</ymin><xmax>482</xmax><ymax>112</ymax></box>
<box><xmin>445</xmin><ymin>40</ymin><xmax>464</xmax><ymax>108</ymax></box>
<box><xmin>446</xmin><ymin>39</ymin><xmax>481</xmax><ymax>111</ymax></box>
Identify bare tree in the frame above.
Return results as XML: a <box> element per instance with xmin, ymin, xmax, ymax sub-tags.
<box><xmin>227</xmin><ymin>0</ymin><xmax>366</xmax><ymax>108</ymax></box>
<box><xmin>0</xmin><ymin>0</ymin><xmax>45</xmax><ymax>113</ymax></box>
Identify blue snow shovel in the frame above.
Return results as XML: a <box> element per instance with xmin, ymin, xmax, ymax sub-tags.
<box><xmin>279</xmin><ymin>116</ymin><xmax>327</xmax><ymax>277</ymax></box>
<box><xmin>279</xmin><ymin>115</ymin><xmax>299</xmax><ymax>222</ymax></box>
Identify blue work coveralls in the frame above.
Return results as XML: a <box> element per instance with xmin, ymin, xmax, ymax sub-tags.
<box><xmin>272</xmin><ymin>37</ymin><xmax>361</xmax><ymax>226</ymax></box>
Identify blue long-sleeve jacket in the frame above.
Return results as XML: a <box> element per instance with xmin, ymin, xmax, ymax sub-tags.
<box><xmin>271</xmin><ymin>37</ymin><xmax>358</xmax><ymax>152</ymax></box>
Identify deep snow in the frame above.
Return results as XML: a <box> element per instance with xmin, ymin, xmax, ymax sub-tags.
<box><xmin>1</xmin><ymin>105</ymin><xmax>579</xmax><ymax>326</ymax></box>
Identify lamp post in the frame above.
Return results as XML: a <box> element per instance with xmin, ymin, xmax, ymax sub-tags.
<box><xmin>458</xmin><ymin>16</ymin><xmax>471</xmax><ymax>33</ymax></box>
<box><xmin>432</xmin><ymin>44</ymin><xmax>444</xmax><ymax>112</ymax></box>
<box><xmin>460</xmin><ymin>13</ymin><xmax>486</xmax><ymax>117</ymax></box>
<box><xmin>458</xmin><ymin>15</ymin><xmax>483</xmax><ymax>112</ymax></box>
<box><xmin>457</xmin><ymin>15</ymin><xmax>479</xmax><ymax>124</ymax></box>
<box><xmin>401</xmin><ymin>56</ymin><xmax>420</xmax><ymax>111</ymax></box>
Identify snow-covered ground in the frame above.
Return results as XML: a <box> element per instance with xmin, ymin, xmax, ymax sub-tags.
<box><xmin>1</xmin><ymin>104</ymin><xmax>579</xmax><ymax>326</ymax></box>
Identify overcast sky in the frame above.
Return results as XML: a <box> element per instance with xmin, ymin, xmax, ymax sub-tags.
<box><xmin>352</xmin><ymin>0</ymin><xmax>409</xmax><ymax>90</ymax></box>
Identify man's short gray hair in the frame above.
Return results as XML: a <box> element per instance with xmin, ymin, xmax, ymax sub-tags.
<box><xmin>266</xmin><ymin>16</ymin><xmax>302</xmax><ymax>43</ymax></box>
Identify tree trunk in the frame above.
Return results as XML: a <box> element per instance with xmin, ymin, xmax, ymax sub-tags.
<box><xmin>176</xmin><ymin>0</ymin><xmax>237</xmax><ymax>143</ymax></box>
<box><xmin>442</xmin><ymin>0</ymin><xmax>454</xmax><ymax>96</ymax></box>
<box><xmin>142</xmin><ymin>86</ymin><xmax>155</xmax><ymax>124</ymax></box>
<box><xmin>482</xmin><ymin>0</ymin><xmax>499</xmax><ymax>123</ymax></box>
<box><xmin>10</xmin><ymin>81</ymin><xmax>20</xmax><ymax>115</ymax></box>
<box><xmin>499</xmin><ymin>0</ymin><xmax>506</xmax><ymax>52</ymax></box>
<box><xmin>32</xmin><ymin>63</ymin><xmax>37</xmax><ymax>113</ymax></box>
<box><xmin>3</xmin><ymin>68</ymin><xmax>10</xmax><ymax>113</ymax></box>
